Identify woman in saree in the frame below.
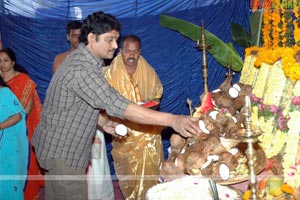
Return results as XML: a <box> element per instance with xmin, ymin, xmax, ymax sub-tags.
<box><xmin>0</xmin><ymin>76</ymin><xmax>29</xmax><ymax>199</ymax></box>
<box><xmin>0</xmin><ymin>48</ymin><xmax>44</xmax><ymax>200</ymax></box>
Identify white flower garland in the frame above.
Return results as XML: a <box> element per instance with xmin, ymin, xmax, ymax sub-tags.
<box><xmin>257</xmin><ymin>118</ymin><xmax>286</xmax><ymax>158</ymax></box>
<box><xmin>282</xmin><ymin>111</ymin><xmax>300</xmax><ymax>187</ymax></box>
<box><xmin>263</xmin><ymin>62</ymin><xmax>286</xmax><ymax>106</ymax></box>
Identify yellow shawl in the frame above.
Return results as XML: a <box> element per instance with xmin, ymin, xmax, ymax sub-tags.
<box><xmin>104</xmin><ymin>54</ymin><xmax>163</xmax><ymax>103</ymax></box>
<box><xmin>104</xmin><ymin>54</ymin><xmax>164</xmax><ymax>199</ymax></box>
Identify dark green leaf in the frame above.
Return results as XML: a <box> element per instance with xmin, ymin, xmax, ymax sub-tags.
<box><xmin>230</xmin><ymin>23</ymin><xmax>251</xmax><ymax>48</ymax></box>
<box><xmin>250</xmin><ymin>10</ymin><xmax>263</xmax><ymax>46</ymax></box>
<box><xmin>160</xmin><ymin>14</ymin><xmax>243</xmax><ymax>71</ymax></box>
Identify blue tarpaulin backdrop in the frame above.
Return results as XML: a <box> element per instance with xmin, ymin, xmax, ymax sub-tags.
<box><xmin>0</xmin><ymin>0</ymin><xmax>251</xmax><ymax>174</ymax></box>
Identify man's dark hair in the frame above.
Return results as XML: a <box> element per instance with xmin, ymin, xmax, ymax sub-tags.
<box><xmin>80</xmin><ymin>11</ymin><xmax>121</xmax><ymax>45</ymax></box>
<box><xmin>120</xmin><ymin>35</ymin><xmax>141</xmax><ymax>49</ymax></box>
<box><xmin>66</xmin><ymin>21</ymin><xmax>82</xmax><ymax>34</ymax></box>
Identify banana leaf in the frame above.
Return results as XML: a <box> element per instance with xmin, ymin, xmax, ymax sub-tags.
<box><xmin>250</xmin><ymin>10</ymin><xmax>263</xmax><ymax>46</ymax></box>
<box><xmin>230</xmin><ymin>10</ymin><xmax>263</xmax><ymax>48</ymax></box>
<box><xmin>230</xmin><ymin>23</ymin><xmax>251</xmax><ymax>48</ymax></box>
<box><xmin>160</xmin><ymin>14</ymin><xmax>243</xmax><ymax>72</ymax></box>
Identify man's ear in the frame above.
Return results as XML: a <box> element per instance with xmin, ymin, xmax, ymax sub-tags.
<box><xmin>87</xmin><ymin>33</ymin><xmax>96</xmax><ymax>43</ymax></box>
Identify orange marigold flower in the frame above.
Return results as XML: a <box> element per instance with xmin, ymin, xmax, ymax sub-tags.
<box><xmin>280</xmin><ymin>183</ymin><xmax>294</xmax><ymax>194</ymax></box>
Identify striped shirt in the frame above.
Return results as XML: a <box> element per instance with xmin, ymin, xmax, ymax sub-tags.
<box><xmin>32</xmin><ymin>44</ymin><xmax>130</xmax><ymax>170</ymax></box>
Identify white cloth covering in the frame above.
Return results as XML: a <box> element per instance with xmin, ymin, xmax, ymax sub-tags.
<box><xmin>87</xmin><ymin>130</ymin><xmax>114</xmax><ymax>200</ymax></box>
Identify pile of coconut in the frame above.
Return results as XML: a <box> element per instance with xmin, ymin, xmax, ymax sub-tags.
<box><xmin>160</xmin><ymin>75</ymin><xmax>264</xmax><ymax>183</ymax></box>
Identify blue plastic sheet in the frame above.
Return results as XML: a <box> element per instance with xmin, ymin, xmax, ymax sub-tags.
<box><xmin>0</xmin><ymin>0</ymin><xmax>250</xmax><ymax>174</ymax></box>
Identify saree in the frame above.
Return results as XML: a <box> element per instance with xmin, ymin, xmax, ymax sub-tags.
<box><xmin>0</xmin><ymin>87</ymin><xmax>29</xmax><ymax>200</ymax></box>
<box><xmin>104</xmin><ymin>54</ymin><xmax>164</xmax><ymax>200</ymax></box>
<box><xmin>7</xmin><ymin>73</ymin><xmax>44</xmax><ymax>200</ymax></box>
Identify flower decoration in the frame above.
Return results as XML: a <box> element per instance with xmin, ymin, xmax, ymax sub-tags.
<box><xmin>245</xmin><ymin>46</ymin><xmax>300</xmax><ymax>80</ymax></box>
<box><xmin>294</xmin><ymin>6</ymin><xmax>300</xmax><ymax>48</ymax></box>
<box><xmin>248</xmin><ymin>0</ymin><xmax>300</xmax><ymax>189</ymax></box>
<box><xmin>262</xmin><ymin>10</ymin><xmax>273</xmax><ymax>48</ymax></box>
<box><xmin>247</xmin><ymin>1</ymin><xmax>300</xmax><ymax>81</ymax></box>
<box><xmin>252</xmin><ymin>95</ymin><xmax>300</xmax><ymax>187</ymax></box>
<box><xmin>290</xmin><ymin>96</ymin><xmax>300</xmax><ymax>109</ymax></box>
<box><xmin>282</xmin><ymin>96</ymin><xmax>300</xmax><ymax>187</ymax></box>
<box><xmin>250</xmin><ymin>94</ymin><xmax>289</xmax><ymax>132</ymax></box>
<box><xmin>250</xmin><ymin>0</ymin><xmax>262</xmax><ymax>11</ymax></box>
<box><xmin>249</xmin><ymin>93</ymin><xmax>289</xmax><ymax>158</ymax></box>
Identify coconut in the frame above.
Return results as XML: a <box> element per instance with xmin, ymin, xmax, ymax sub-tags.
<box><xmin>219</xmin><ymin>163</ymin><xmax>230</xmax><ymax>181</ymax></box>
<box><xmin>228</xmin><ymin>87</ymin><xmax>239</xmax><ymax>98</ymax></box>
<box><xmin>174</xmin><ymin>154</ymin><xmax>185</xmax><ymax>172</ymax></box>
<box><xmin>115</xmin><ymin>124</ymin><xmax>128</xmax><ymax>136</ymax></box>
<box><xmin>218</xmin><ymin>151</ymin><xmax>239</xmax><ymax>170</ymax></box>
<box><xmin>200</xmin><ymin>159</ymin><xmax>214</xmax><ymax>176</ymax></box>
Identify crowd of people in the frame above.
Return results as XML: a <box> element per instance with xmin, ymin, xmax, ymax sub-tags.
<box><xmin>0</xmin><ymin>11</ymin><xmax>201</xmax><ymax>200</ymax></box>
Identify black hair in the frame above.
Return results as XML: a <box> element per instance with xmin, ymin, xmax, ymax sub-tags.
<box><xmin>120</xmin><ymin>35</ymin><xmax>141</xmax><ymax>49</ymax></box>
<box><xmin>0</xmin><ymin>48</ymin><xmax>28</xmax><ymax>74</ymax></box>
<box><xmin>80</xmin><ymin>11</ymin><xmax>121</xmax><ymax>45</ymax></box>
<box><xmin>0</xmin><ymin>76</ymin><xmax>8</xmax><ymax>87</ymax></box>
<box><xmin>66</xmin><ymin>20</ymin><xmax>82</xmax><ymax>34</ymax></box>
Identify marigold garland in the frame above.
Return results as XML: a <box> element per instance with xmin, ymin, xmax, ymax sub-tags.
<box><xmin>293</xmin><ymin>6</ymin><xmax>300</xmax><ymax>48</ymax></box>
<box><xmin>245</xmin><ymin>46</ymin><xmax>300</xmax><ymax>80</ymax></box>
<box><xmin>272</xmin><ymin>9</ymin><xmax>280</xmax><ymax>48</ymax></box>
<box><xmin>262</xmin><ymin>11</ymin><xmax>273</xmax><ymax>48</ymax></box>
<box><xmin>255</xmin><ymin>0</ymin><xmax>300</xmax><ymax>48</ymax></box>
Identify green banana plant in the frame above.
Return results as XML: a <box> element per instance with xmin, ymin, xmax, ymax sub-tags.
<box><xmin>230</xmin><ymin>10</ymin><xmax>263</xmax><ymax>48</ymax></box>
<box><xmin>160</xmin><ymin>14</ymin><xmax>244</xmax><ymax>72</ymax></box>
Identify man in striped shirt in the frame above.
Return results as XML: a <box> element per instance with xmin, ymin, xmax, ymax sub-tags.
<box><xmin>32</xmin><ymin>11</ymin><xmax>200</xmax><ymax>200</ymax></box>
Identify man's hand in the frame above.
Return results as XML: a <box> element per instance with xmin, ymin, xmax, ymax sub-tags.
<box><xmin>98</xmin><ymin>112</ymin><xmax>122</xmax><ymax>138</ymax></box>
<box><xmin>102</xmin><ymin>119</ymin><xmax>118</xmax><ymax>137</ymax></box>
<box><xmin>102</xmin><ymin>119</ymin><xmax>126</xmax><ymax>139</ymax></box>
<box><xmin>171</xmin><ymin>115</ymin><xmax>200</xmax><ymax>138</ymax></box>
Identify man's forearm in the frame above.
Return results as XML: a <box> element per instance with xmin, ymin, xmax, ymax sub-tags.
<box><xmin>124</xmin><ymin>103</ymin><xmax>174</xmax><ymax>127</ymax></box>
<box><xmin>124</xmin><ymin>103</ymin><xmax>200</xmax><ymax>138</ymax></box>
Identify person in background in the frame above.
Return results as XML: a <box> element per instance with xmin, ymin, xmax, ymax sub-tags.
<box><xmin>104</xmin><ymin>34</ymin><xmax>164</xmax><ymax>200</ymax></box>
<box><xmin>0</xmin><ymin>48</ymin><xmax>44</xmax><ymax>200</ymax></box>
<box><xmin>0</xmin><ymin>76</ymin><xmax>29</xmax><ymax>200</ymax></box>
<box><xmin>31</xmin><ymin>11</ymin><xmax>200</xmax><ymax>200</ymax></box>
<box><xmin>52</xmin><ymin>20</ymin><xmax>82</xmax><ymax>74</ymax></box>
